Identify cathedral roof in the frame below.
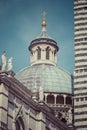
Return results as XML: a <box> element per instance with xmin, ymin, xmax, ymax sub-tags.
<box><xmin>15</xmin><ymin>64</ymin><xmax>72</xmax><ymax>94</ymax></box>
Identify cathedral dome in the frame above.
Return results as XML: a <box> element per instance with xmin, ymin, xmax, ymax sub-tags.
<box><xmin>15</xmin><ymin>12</ymin><xmax>72</xmax><ymax>96</ymax></box>
<box><xmin>15</xmin><ymin>64</ymin><xmax>72</xmax><ymax>94</ymax></box>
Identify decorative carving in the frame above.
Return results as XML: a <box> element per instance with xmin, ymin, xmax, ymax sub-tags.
<box><xmin>8</xmin><ymin>57</ymin><xmax>13</xmax><ymax>71</ymax></box>
<box><xmin>68</xmin><ymin>107</ymin><xmax>72</xmax><ymax>124</ymax></box>
<box><xmin>1</xmin><ymin>51</ymin><xmax>7</xmax><ymax>71</ymax></box>
<box><xmin>15</xmin><ymin>105</ymin><xmax>23</xmax><ymax>120</ymax></box>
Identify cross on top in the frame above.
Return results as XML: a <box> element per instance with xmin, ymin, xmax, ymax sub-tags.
<box><xmin>42</xmin><ymin>11</ymin><xmax>46</xmax><ymax>20</ymax></box>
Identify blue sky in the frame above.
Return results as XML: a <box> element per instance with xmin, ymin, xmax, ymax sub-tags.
<box><xmin>0</xmin><ymin>0</ymin><xmax>74</xmax><ymax>74</ymax></box>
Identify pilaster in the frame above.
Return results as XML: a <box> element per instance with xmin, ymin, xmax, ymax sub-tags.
<box><xmin>36</xmin><ymin>112</ymin><xmax>45</xmax><ymax>130</ymax></box>
<box><xmin>0</xmin><ymin>83</ymin><xmax>8</xmax><ymax>130</ymax></box>
<box><xmin>64</xmin><ymin>95</ymin><xmax>67</xmax><ymax>105</ymax></box>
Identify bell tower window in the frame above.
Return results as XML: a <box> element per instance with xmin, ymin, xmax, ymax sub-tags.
<box><xmin>46</xmin><ymin>47</ymin><xmax>50</xmax><ymax>60</ymax></box>
<box><xmin>37</xmin><ymin>47</ymin><xmax>41</xmax><ymax>60</ymax></box>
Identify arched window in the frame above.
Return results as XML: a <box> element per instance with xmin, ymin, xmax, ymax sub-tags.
<box><xmin>54</xmin><ymin>50</ymin><xmax>56</xmax><ymax>58</ymax></box>
<box><xmin>16</xmin><ymin>121</ymin><xmax>20</xmax><ymax>130</ymax></box>
<box><xmin>46</xmin><ymin>47</ymin><xmax>50</xmax><ymax>60</ymax></box>
<box><xmin>16</xmin><ymin>117</ymin><xmax>25</xmax><ymax>130</ymax></box>
<box><xmin>47</xmin><ymin>95</ymin><xmax>54</xmax><ymax>104</ymax></box>
<box><xmin>37</xmin><ymin>47</ymin><xmax>41</xmax><ymax>60</ymax></box>
<box><xmin>56</xmin><ymin>95</ymin><xmax>64</xmax><ymax>104</ymax></box>
<box><xmin>66</xmin><ymin>96</ymin><xmax>72</xmax><ymax>105</ymax></box>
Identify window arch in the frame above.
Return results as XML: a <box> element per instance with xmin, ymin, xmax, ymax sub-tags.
<box><xmin>37</xmin><ymin>47</ymin><xmax>41</xmax><ymax>60</ymax></box>
<box><xmin>47</xmin><ymin>95</ymin><xmax>54</xmax><ymax>104</ymax></box>
<box><xmin>54</xmin><ymin>50</ymin><xmax>56</xmax><ymax>58</ymax></box>
<box><xmin>66</xmin><ymin>96</ymin><xmax>72</xmax><ymax>105</ymax></box>
<box><xmin>56</xmin><ymin>95</ymin><xmax>64</xmax><ymax>104</ymax></box>
<box><xmin>16</xmin><ymin>117</ymin><xmax>25</xmax><ymax>130</ymax></box>
<box><xmin>46</xmin><ymin>47</ymin><xmax>50</xmax><ymax>60</ymax></box>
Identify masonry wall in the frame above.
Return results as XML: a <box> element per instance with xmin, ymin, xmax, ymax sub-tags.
<box><xmin>0</xmin><ymin>82</ymin><xmax>63</xmax><ymax>130</ymax></box>
<box><xmin>0</xmin><ymin>83</ymin><xmax>8</xmax><ymax>130</ymax></box>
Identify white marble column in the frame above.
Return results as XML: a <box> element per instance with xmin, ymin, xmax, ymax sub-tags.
<box><xmin>64</xmin><ymin>95</ymin><xmax>66</xmax><ymax>105</ymax></box>
<box><xmin>54</xmin><ymin>94</ymin><xmax>57</xmax><ymax>105</ymax></box>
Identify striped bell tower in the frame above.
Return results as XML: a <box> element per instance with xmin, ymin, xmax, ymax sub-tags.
<box><xmin>74</xmin><ymin>0</ymin><xmax>87</xmax><ymax>129</ymax></box>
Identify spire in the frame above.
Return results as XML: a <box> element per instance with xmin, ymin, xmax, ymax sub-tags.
<box><xmin>41</xmin><ymin>11</ymin><xmax>47</xmax><ymax>27</ymax></box>
<box><xmin>40</xmin><ymin>11</ymin><xmax>49</xmax><ymax>38</ymax></box>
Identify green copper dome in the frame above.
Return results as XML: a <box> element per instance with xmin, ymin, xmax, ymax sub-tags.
<box><xmin>15</xmin><ymin>64</ymin><xmax>72</xmax><ymax>94</ymax></box>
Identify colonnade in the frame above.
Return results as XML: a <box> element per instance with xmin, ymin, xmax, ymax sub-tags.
<box><xmin>44</xmin><ymin>93</ymin><xmax>72</xmax><ymax>106</ymax></box>
<box><xmin>30</xmin><ymin>45</ymin><xmax>57</xmax><ymax>65</ymax></box>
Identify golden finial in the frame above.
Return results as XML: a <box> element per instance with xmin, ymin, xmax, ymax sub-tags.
<box><xmin>41</xmin><ymin>11</ymin><xmax>47</xmax><ymax>27</ymax></box>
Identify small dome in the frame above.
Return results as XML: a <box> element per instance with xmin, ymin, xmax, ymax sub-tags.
<box><xmin>15</xmin><ymin>64</ymin><xmax>72</xmax><ymax>94</ymax></box>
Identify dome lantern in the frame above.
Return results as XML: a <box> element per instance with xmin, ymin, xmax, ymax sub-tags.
<box><xmin>29</xmin><ymin>12</ymin><xmax>59</xmax><ymax>66</ymax></box>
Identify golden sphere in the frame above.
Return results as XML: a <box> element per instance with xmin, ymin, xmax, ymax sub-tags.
<box><xmin>42</xmin><ymin>20</ymin><xmax>47</xmax><ymax>26</ymax></box>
